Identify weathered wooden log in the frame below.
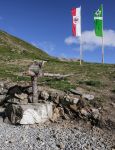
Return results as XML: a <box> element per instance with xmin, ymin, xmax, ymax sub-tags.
<box><xmin>44</xmin><ymin>73</ymin><xmax>74</xmax><ymax>79</ymax></box>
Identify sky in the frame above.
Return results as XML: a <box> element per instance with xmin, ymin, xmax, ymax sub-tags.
<box><xmin>0</xmin><ymin>0</ymin><xmax>115</xmax><ymax>64</ymax></box>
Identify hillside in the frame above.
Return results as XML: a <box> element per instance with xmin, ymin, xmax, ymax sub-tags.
<box><xmin>0</xmin><ymin>30</ymin><xmax>52</xmax><ymax>61</ymax></box>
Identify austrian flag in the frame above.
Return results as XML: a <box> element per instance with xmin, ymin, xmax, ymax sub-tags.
<box><xmin>71</xmin><ymin>7</ymin><xmax>81</xmax><ymax>37</ymax></box>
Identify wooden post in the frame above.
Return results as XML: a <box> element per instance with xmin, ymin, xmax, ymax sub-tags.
<box><xmin>31</xmin><ymin>76</ymin><xmax>38</xmax><ymax>103</ymax></box>
<box><xmin>28</xmin><ymin>61</ymin><xmax>45</xmax><ymax>103</ymax></box>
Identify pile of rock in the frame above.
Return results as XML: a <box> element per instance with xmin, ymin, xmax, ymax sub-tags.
<box><xmin>0</xmin><ymin>81</ymin><xmax>101</xmax><ymax>126</ymax></box>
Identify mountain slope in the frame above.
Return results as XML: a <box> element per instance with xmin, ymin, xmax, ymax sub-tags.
<box><xmin>0</xmin><ymin>30</ymin><xmax>52</xmax><ymax>60</ymax></box>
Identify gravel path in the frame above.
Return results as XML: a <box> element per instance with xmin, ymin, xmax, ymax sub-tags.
<box><xmin>0</xmin><ymin>117</ymin><xmax>114</xmax><ymax>150</ymax></box>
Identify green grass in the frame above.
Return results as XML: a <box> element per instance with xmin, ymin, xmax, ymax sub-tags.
<box><xmin>38</xmin><ymin>77</ymin><xmax>75</xmax><ymax>91</ymax></box>
<box><xmin>0</xmin><ymin>30</ymin><xmax>54</xmax><ymax>61</ymax></box>
<box><xmin>78</xmin><ymin>80</ymin><xmax>102</xmax><ymax>87</ymax></box>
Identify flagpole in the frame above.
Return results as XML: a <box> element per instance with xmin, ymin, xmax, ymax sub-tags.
<box><xmin>102</xmin><ymin>4</ymin><xmax>104</xmax><ymax>64</ymax></box>
<box><xmin>102</xmin><ymin>35</ymin><xmax>104</xmax><ymax>64</ymax></box>
<box><xmin>80</xmin><ymin>35</ymin><xmax>82</xmax><ymax>65</ymax></box>
<box><xmin>80</xmin><ymin>6</ymin><xmax>82</xmax><ymax>65</ymax></box>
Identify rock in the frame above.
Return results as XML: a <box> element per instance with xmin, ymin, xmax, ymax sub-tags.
<box><xmin>40</xmin><ymin>91</ymin><xmax>49</xmax><ymax>100</ymax></box>
<box><xmin>111</xmin><ymin>102</ymin><xmax>115</xmax><ymax>108</ymax></box>
<box><xmin>15</xmin><ymin>93</ymin><xmax>28</xmax><ymax>100</ymax></box>
<box><xmin>69</xmin><ymin>104</ymin><xmax>78</xmax><ymax>113</ymax></box>
<box><xmin>0</xmin><ymin>81</ymin><xmax>4</xmax><ymax>88</ymax></box>
<box><xmin>20</xmin><ymin>109</ymin><xmax>42</xmax><ymax>124</ymax></box>
<box><xmin>70</xmin><ymin>89</ymin><xmax>82</xmax><ymax>96</ymax></box>
<box><xmin>23</xmin><ymin>86</ymin><xmax>32</xmax><ymax>94</ymax></box>
<box><xmin>80</xmin><ymin>108</ymin><xmax>89</xmax><ymax>117</ymax></box>
<box><xmin>15</xmin><ymin>93</ymin><xmax>28</xmax><ymax>104</ymax></box>
<box><xmin>5</xmin><ymin>102</ymin><xmax>53</xmax><ymax>124</ymax></box>
<box><xmin>57</xmin><ymin>142</ymin><xmax>65</xmax><ymax>149</ymax></box>
<box><xmin>0</xmin><ymin>95</ymin><xmax>6</xmax><ymax>105</ymax></box>
<box><xmin>91</xmin><ymin>108</ymin><xmax>100</xmax><ymax>119</ymax></box>
<box><xmin>51</xmin><ymin>107</ymin><xmax>60</xmax><ymax>122</ymax></box>
<box><xmin>82</xmin><ymin>94</ymin><xmax>94</xmax><ymax>101</ymax></box>
<box><xmin>7</xmin><ymin>85</ymin><xmax>23</xmax><ymax>96</ymax></box>
<box><xmin>49</xmin><ymin>92</ymin><xmax>59</xmax><ymax>103</ymax></box>
<box><xmin>63</xmin><ymin>95</ymin><xmax>73</xmax><ymax>105</ymax></box>
<box><xmin>61</xmin><ymin>95</ymin><xmax>79</xmax><ymax>106</ymax></box>
<box><xmin>6</xmin><ymin>93</ymin><xmax>28</xmax><ymax>105</ymax></box>
<box><xmin>20</xmin><ymin>102</ymin><xmax>53</xmax><ymax>124</ymax></box>
<box><xmin>111</xmin><ymin>146</ymin><xmax>115</xmax><ymax>150</ymax></box>
<box><xmin>0</xmin><ymin>81</ymin><xmax>8</xmax><ymax>95</ymax></box>
<box><xmin>0</xmin><ymin>88</ymin><xmax>7</xmax><ymax>95</ymax></box>
<box><xmin>5</xmin><ymin>104</ymin><xmax>23</xmax><ymax>124</ymax></box>
<box><xmin>7</xmin><ymin>97</ymin><xmax>20</xmax><ymax>104</ymax></box>
<box><xmin>72</xmin><ymin>97</ymin><xmax>79</xmax><ymax>104</ymax></box>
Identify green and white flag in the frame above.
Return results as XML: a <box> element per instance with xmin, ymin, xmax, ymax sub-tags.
<box><xmin>94</xmin><ymin>4</ymin><xmax>103</xmax><ymax>37</ymax></box>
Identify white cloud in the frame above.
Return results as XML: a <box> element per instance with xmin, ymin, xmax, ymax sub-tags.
<box><xmin>31</xmin><ymin>41</ymin><xmax>55</xmax><ymax>53</ymax></box>
<box><xmin>65</xmin><ymin>29</ymin><xmax>115</xmax><ymax>51</ymax></box>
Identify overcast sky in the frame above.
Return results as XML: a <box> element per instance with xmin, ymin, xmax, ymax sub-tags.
<box><xmin>0</xmin><ymin>0</ymin><xmax>115</xmax><ymax>64</ymax></box>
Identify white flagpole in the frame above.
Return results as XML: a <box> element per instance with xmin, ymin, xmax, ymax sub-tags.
<box><xmin>102</xmin><ymin>35</ymin><xmax>104</xmax><ymax>63</ymax></box>
<box><xmin>80</xmin><ymin>6</ymin><xmax>82</xmax><ymax>65</ymax></box>
<box><xmin>80</xmin><ymin>36</ymin><xmax>82</xmax><ymax>65</ymax></box>
<box><xmin>102</xmin><ymin>4</ymin><xmax>104</xmax><ymax>64</ymax></box>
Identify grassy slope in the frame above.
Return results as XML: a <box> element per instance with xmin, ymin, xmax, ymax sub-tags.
<box><xmin>0</xmin><ymin>30</ymin><xmax>52</xmax><ymax>60</ymax></box>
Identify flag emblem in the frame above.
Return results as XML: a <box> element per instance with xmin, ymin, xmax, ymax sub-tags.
<box><xmin>94</xmin><ymin>4</ymin><xmax>103</xmax><ymax>37</ymax></box>
<box><xmin>71</xmin><ymin>7</ymin><xmax>81</xmax><ymax>37</ymax></box>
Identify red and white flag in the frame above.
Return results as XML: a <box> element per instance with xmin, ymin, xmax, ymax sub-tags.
<box><xmin>71</xmin><ymin>7</ymin><xmax>81</xmax><ymax>37</ymax></box>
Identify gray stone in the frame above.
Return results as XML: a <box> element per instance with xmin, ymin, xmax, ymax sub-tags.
<box><xmin>69</xmin><ymin>104</ymin><xmax>78</xmax><ymax>113</ymax></box>
<box><xmin>5</xmin><ymin>104</ymin><xmax>23</xmax><ymax>124</ymax></box>
<box><xmin>91</xmin><ymin>108</ymin><xmax>100</xmax><ymax>119</ymax></box>
<box><xmin>5</xmin><ymin>102</ymin><xmax>53</xmax><ymax>124</ymax></box>
<box><xmin>20</xmin><ymin>102</ymin><xmax>53</xmax><ymax>124</ymax></box>
<box><xmin>7</xmin><ymin>97</ymin><xmax>20</xmax><ymax>104</ymax></box>
<box><xmin>15</xmin><ymin>93</ymin><xmax>28</xmax><ymax>104</ymax></box>
<box><xmin>70</xmin><ymin>89</ymin><xmax>82</xmax><ymax>96</ymax></box>
<box><xmin>25</xmin><ymin>86</ymin><xmax>32</xmax><ymax>94</ymax></box>
<box><xmin>111</xmin><ymin>102</ymin><xmax>115</xmax><ymax>108</ymax></box>
<box><xmin>82</xmin><ymin>94</ymin><xmax>94</xmax><ymax>100</ymax></box>
<box><xmin>72</xmin><ymin>97</ymin><xmax>79</xmax><ymax>104</ymax></box>
<box><xmin>0</xmin><ymin>81</ymin><xmax>4</xmax><ymax>88</ymax></box>
<box><xmin>0</xmin><ymin>88</ymin><xmax>7</xmax><ymax>95</ymax></box>
<box><xmin>40</xmin><ymin>91</ymin><xmax>49</xmax><ymax>100</ymax></box>
<box><xmin>62</xmin><ymin>95</ymin><xmax>79</xmax><ymax>105</ymax></box>
<box><xmin>80</xmin><ymin>108</ymin><xmax>89</xmax><ymax>117</ymax></box>
<box><xmin>49</xmin><ymin>90</ymin><xmax>63</xmax><ymax>104</ymax></box>
<box><xmin>0</xmin><ymin>95</ymin><xmax>6</xmax><ymax>105</ymax></box>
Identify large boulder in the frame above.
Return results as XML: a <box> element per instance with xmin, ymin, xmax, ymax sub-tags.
<box><xmin>5</xmin><ymin>102</ymin><xmax>53</xmax><ymax>124</ymax></box>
